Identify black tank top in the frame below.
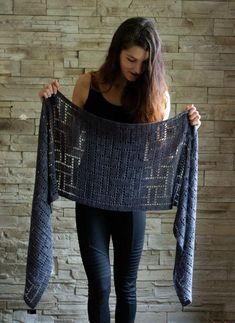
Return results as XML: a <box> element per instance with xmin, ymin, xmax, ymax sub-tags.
<box><xmin>83</xmin><ymin>86</ymin><xmax>133</xmax><ymax>123</ymax></box>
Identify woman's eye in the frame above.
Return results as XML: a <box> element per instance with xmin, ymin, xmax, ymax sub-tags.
<box><xmin>127</xmin><ymin>58</ymin><xmax>135</xmax><ymax>63</ymax></box>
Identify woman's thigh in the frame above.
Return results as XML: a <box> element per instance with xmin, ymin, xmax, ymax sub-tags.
<box><xmin>75</xmin><ymin>203</ymin><xmax>112</xmax><ymax>281</ymax></box>
<box><xmin>111</xmin><ymin>211</ymin><xmax>146</xmax><ymax>281</ymax></box>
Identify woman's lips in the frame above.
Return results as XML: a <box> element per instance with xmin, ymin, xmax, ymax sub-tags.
<box><xmin>129</xmin><ymin>72</ymin><xmax>139</xmax><ymax>78</ymax></box>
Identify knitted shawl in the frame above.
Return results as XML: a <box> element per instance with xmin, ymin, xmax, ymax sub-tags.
<box><xmin>24</xmin><ymin>91</ymin><xmax>198</xmax><ymax>309</ymax></box>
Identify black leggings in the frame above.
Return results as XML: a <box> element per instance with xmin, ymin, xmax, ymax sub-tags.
<box><xmin>75</xmin><ymin>203</ymin><xmax>146</xmax><ymax>323</ymax></box>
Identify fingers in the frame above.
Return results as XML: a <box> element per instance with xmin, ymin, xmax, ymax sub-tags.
<box><xmin>186</xmin><ymin>104</ymin><xmax>201</xmax><ymax>129</ymax></box>
<box><xmin>38</xmin><ymin>79</ymin><xmax>60</xmax><ymax>101</ymax></box>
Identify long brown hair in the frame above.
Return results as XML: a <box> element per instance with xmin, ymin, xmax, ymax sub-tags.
<box><xmin>91</xmin><ymin>17</ymin><xmax>169</xmax><ymax>123</ymax></box>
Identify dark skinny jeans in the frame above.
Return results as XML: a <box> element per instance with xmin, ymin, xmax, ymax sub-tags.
<box><xmin>75</xmin><ymin>203</ymin><xmax>146</xmax><ymax>323</ymax></box>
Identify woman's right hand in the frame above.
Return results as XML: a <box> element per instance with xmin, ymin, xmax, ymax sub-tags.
<box><xmin>38</xmin><ymin>79</ymin><xmax>60</xmax><ymax>102</ymax></box>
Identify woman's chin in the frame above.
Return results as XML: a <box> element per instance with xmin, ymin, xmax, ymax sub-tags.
<box><xmin>125</xmin><ymin>73</ymin><xmax>139</xmax><ymax>82</ymax></box>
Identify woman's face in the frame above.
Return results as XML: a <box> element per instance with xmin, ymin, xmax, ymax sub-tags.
<box><xmin>119</xmin><ymin>45</ymin><xmax>149</xmax><ymax>82</ymax></box>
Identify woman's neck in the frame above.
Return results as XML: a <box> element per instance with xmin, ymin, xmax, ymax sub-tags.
<box><xmin>112</xmin><ymin>72</ymin><xmax>127</xmax><ymax>91</ymax></box>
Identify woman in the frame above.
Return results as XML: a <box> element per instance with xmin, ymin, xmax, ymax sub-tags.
<box><xmin>39</xmin><ymin>17</ymin><xmax>201</xmax><ymax>323</ymax></box>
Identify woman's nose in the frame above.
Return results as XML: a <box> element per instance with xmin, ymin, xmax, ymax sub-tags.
<box><xmin>134</xmin><ymin>64</ymin><xmax>142</xmax><ymax>75</ymax></box>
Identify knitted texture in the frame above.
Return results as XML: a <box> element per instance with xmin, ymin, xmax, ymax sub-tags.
<box><xmin>24</xmin><ymin>91</ymin><xmax>198</xmax><ymax>309</ymax></box>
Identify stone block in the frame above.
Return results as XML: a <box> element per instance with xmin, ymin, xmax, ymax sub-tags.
<box><xmin>0</xmin><ymin>0</ymin><xmax>13</xmax><ymax>14</ymax></box>
<box><xmin>47</xmin><ymin>0</ymin><xmax>96</xmax><ymax>17</ymax></box>
<box><xmin>197</xmin><ymin>219</ymin><xmax>235</xmax><ymax>235</ymax></box>
<box><xmin>199</xmin><ymin>153</ymin><xmax>233</xmax><ymax>170</ymax></box>
<box><xmin>215</xmin><ymin>121</ymin><xmax>235</xmax><ymax>137</ymax></box>
<box><xmin>10</xmin><ymin>135</ymin><xmax>38</xmax><ymax>152</ymax></box>
<box><xmin>64</xmin><ymin>57</ymin><xmax>79</xmax><ymax>68</ymax></box>
<box><xmin>161</xmin><ymin>35</ymin><xmax>179</xmax><ymax>53</ymax></box>
<box><xmin>182</xmin><ymin>1</ymin><xmax>229</xmax><ymax>19</ymax></box>
<box><xmin>53</xmin><ymin>234</ymin><xmax>73</xmax><ymax>250</ymax></box>
<box><xmin>229</xmin><ymin>1</ymin><xmax>235</xmax><ymax>18</ymax></box>
<box><xmin>71</xmin><ymin>269</ymin><xmax>88</xmax><ymax>280</ymax></box>
<box><xmin>148</xmin><ymin>234</ymin><xmax>176</xmax><ymax>251</ymax></box>
<box><xmin>196</xmin><ymin>234</ymin><xmax>235</xmax><ymax>251</ymax></box>
<box><xmin>205</xmin><ymin>170</ymin><xmax>235</xmax><ymax>187</ymax></box>
<box><xmin>161</xmin><ymin>223</ymin><xmax>174</xmax><ymax>235</ymax></box>
<box><xmin>54</xmin><ymin>216</ymin><xmax>77</xmax><ymax>232</ymax></box>
<box><xmin>194</xmin><ymin>250</ymin><xmax>235</xmax><ymax>269</ymax></box>
<box><xmin>1</xmin><ymin>167</ymin><xmax>35</xmax><ymax>184</ymax></box>
<box><xmin>168</xmin><ymin>70</ymin><xmax>223</xmax><ymax>87</ymax></box>
<box><xmin>0</xmin><ymin>301</ymin><xmax>6</xmax><ymax>310</ymax></box>
<box><xmin>74</xmin><ymin>33</ymin><xmax>111</xmax><ymax>51</ymax></box>
<box><xmin>0</xmin><ymin>191</ymin><xmax>18</xmax><ymax>201</ymax></box>
<box><xmin>197</xmin><ymin>201</ymin><xmax>235</xmax><ymax>213</ymax></box>
<box><xmin>0</xmin><ymin>119</ymin><xmax>34</xmax><ymax>134</ymax></box>
<box><xmin>197</xmin><ymin>121</ymin><xmax>214</xmax><ymax>137</ymax></box>
<box><xmin>0</xmin><ymin>135</ymin><xmax>10</xmax><ymax>148</ymax></box>
<box><xmin>179</xmin><ymin>36</ymin><xmax>235</xmax><ymax>53</ymax></box>
<box><xmin>0</xmin><ymin>283</ymin><xmax>25</xmax><ymax>296</ymax></box>
<box><xmin>0</xmin><ymin>216</ymin><xmax>18</xmax><ymax>228</ymax></box>
<box><xmin>22</xmin><ymin>152</ymin><xmax>37</xmax><ymax>168</ymax></box>
<box><xmin>198</xmin><ymin>186</ymin><xmax>235</xmax><ymax>203</ymax></box>
<box><xmin>0</xmin><ymin>204</ymin><xmax>31</xmax><ymax>216</ymax></box>
<box><xmin>79</xmin><ymin>16</ymin><xmax>111</xmax><ymax>29</ymax></box>
<box><xmin>14</xmin><ymin>0</ymin><xmax>46</xmax><ymax>15</ymax></box>
<box><xmin>168</xmin><ymin>311</ymin><xmax>208</xmax><ymax>323</ymax></box>
<box><xmin>11</xmin><ymin>101</ymin><xmax>41</xmax><ymax>119</ymax></box>
<box><xmin>21</xmin><ymin>60</ymin><xmax>54</xmax><ymax>77</ymax></box>
<box><xmin>97</xmin><ymin>0</ymin><xmax>182</xmax><ymax>18</ymax></box>
<box><xmin>0</xmin><ymin>311</ymin><xmax>13</xmax><ymax>323</ymax></box>
<box><xmin>135</xmin><ymin>311</ymin><xmax>166</xmax><ymax>323</ymax></box>
<box><xmin>17</xmin><ymin>188</ymin><xmax>33</xmax><ymax>203</ymax></box>
<box><xmin>194</xmin><ymin>53</ymin><xmax>235</xmax><ymax>70</ymax></box>
<box><xmin>0</xmin><ymin>60</ymin><xmax>20</xmax><ymax>77</ymax></box>
<box><xmin>220</xmin><ymin>138</ymin><xmax>235</xmax><ymax>153</ymax></box>
<box><xmin>140</xmin><ymin>250</ymin><xmax>160</xmax><ymax>266</ymax></box>
<box><xmin>138</xmin><ymin>267</ymin><xmax>173</xmax><ymax>281</ymax></box>
<box><xmin>164</xmin><ymin>52</ymin><xmax>194</xmax><ymax>70</ymax></box>
<box><xmin>209</xmin><ymin>311</ymin><xmax>235</xmax><ymax>321</ymax></box>
<box><xmin>0</xmin><ymin>15</ymin><xmax>79</xmax><ymax>34</ymax></box>
<box><xmin>160</xmin><ymin>250</ymin><xmax>175</xmax><ymax>266</ymax></box>
<box><xmin>64</xmin><ymin>208</ymin><xmax>75</xmax><ymax>218</ymax></box>
<box><xmin>157</xmin><ymin>17</ymin><xmax>213</xmax><ymax>36</ymax></box>
<box><xmin>53</xmin><ymin>198</ymin><xmax>75</xmax><ymax>208</ymax></box>
<box><xmin>54</xmin><ymin>67</ymin><xmax>84</xmax><ymax>78</ymax></box>
<box><xmin>0</xmin><ymin>108</ymin><xmax>10</xmax><ymax>118</ymax></box>
<box><xmin>170</xmin><ymin>86</ymin><xmax>207</xmax><ymax>104</ymax></box>
<box><xmin>214</xmin><ymin>18</ymin><xmax>235</xmax><ymax>36</ymax></box>
<box><xmin>0</xmin><ymin>151</ymin><xmax>22</xmax><ymax>167</ymax></box>
<box><xmin>78</xmin><ymin>50</ymin><xmax>106</xmax><ymax>69</ymax></box>
<box><xmin>0</xmin><ymin>184</ymin><xmax>18</xmax><ymax>193</ymax></box>
<box><xmin>198</xmin><ymin>137</ymin><xmax>220</xmax><ymax>153</ymax></box>
<box><xmin>0</xmin><ymin>168</ymin><xmax>9</xmax><ymax>178</ymax></box>
<box><xmin>224</xmin><ymin>70</ymin><xmax>235</xmax><ymax>87</ymax></box>
<box><xmin>146</xmin><ymin>218</ymin><xmax>161</xmax><ymax>234</ymax></box>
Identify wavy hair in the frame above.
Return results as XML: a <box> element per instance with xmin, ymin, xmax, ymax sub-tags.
<box><xmin>91</xmin><ymin>17</ymin><xmax>168</xmax><ymax>123</ymax></box>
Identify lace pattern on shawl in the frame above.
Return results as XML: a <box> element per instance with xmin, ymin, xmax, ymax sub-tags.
<box><xmin>24</xmin><ymin>91</ymin><xmax>198</xmax><ymax>309</ymax></box>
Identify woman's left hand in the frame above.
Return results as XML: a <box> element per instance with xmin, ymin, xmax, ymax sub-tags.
<box><xmin>186</xmin><ymin>104</ymin><xmax>201</xmax><ymax>130</ymax></box>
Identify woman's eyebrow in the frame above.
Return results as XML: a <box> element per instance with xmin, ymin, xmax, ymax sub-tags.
<box><xmin>126</xmin><ymin>54</ymin><xmax>149</xmax><ymax>61</ymax></box>
<box><xmin>126</xmin><ymin>54</ymin><xmax>137</xmax><ymax>59</ymax></box>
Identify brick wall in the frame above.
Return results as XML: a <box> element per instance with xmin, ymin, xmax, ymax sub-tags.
<box><xmin>0</xmin><ymin>1</ymin><xmax>235</xmax><ymax>322</ymax></box>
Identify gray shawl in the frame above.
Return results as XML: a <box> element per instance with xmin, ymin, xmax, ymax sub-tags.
<box><xmin>24</xmin><ymin>91</ymin><xmax>198</xmax><ymax>309</ymax></box>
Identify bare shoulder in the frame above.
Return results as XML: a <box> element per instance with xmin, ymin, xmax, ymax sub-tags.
<box><xmin>72</xmin><ymin>72</ymin><xmax>92</xmax><ymax>108</ymax></box>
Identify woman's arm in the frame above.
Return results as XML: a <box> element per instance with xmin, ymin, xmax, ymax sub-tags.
<box><xmin>72</xmin><ymin>72</ymin><xmax>92</xmax><ymax>108</ymax></box>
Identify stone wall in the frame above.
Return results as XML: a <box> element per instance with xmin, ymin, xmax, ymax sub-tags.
<box><xmin>0</xmin><ymin>1</ymin><xmax>235</xmax><ymax>322</ymax></box>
